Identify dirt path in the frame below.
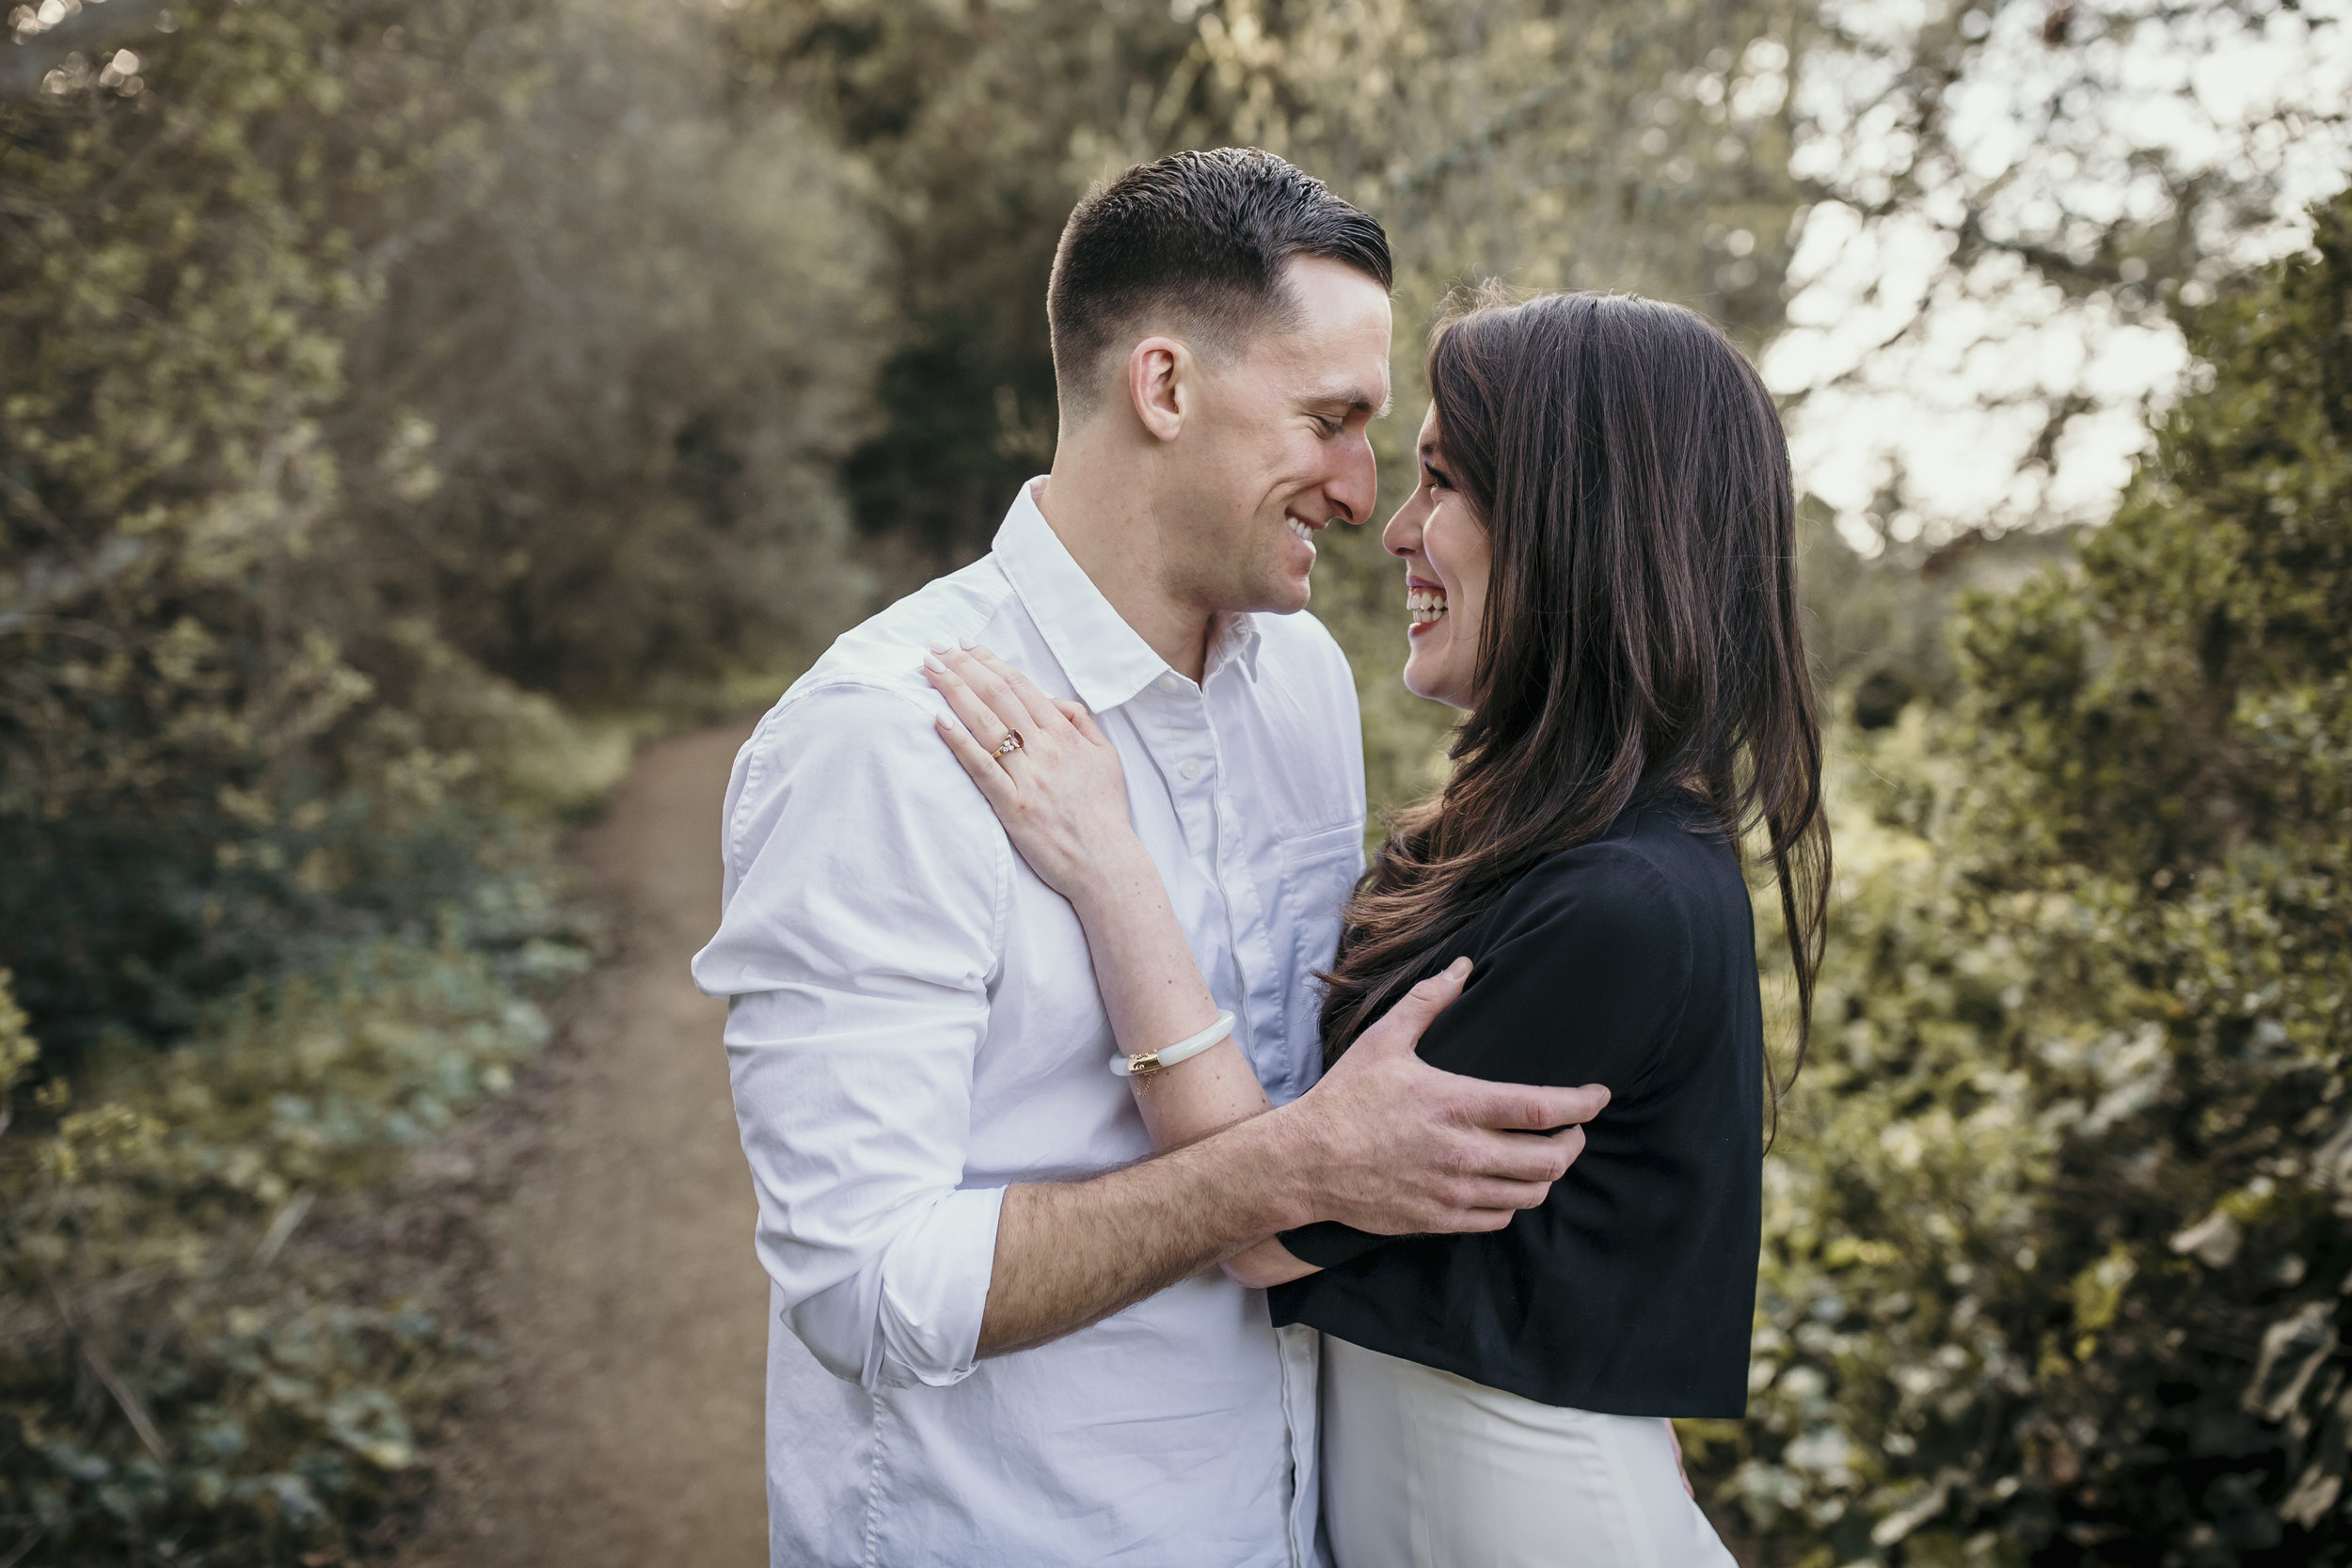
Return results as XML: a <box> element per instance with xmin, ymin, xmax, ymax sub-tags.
<box><xmin>405</xmin><ymin>722</ymin><xmax>768</xmax><ymax>1568</ymax></box>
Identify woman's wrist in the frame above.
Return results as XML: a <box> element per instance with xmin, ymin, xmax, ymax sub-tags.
<box><xmin>1065</xmin><ymin>836</ymin><xmax>1162</xmax><ymax>921</ymax></box>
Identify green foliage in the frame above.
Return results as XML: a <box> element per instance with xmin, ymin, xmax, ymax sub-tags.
<box><xmin>0</xmin><ymin>927</ymin><xmax>586</xmax><ymax>1565</ymax></box>
<box><xmin>723</xmin><ymin>0</ymin><xmax>1201</xmax><ymax>562</ymax></box>
<box><xmin>342</xmin><ymin>2</ymin><xmax>882</xmax><ymax>705</ymax></box>
<box><xmin>743</xmin><ymin>0</ymin><xmax>1808</xmax><ymax>824</ymax></box>
<box><xmin>1798</xmin><ymin>507</ymin><xmax>2086</xmax><ymax>727</ymax></box>
<box><xmin>5</xmin><ymin>0</ymin><xmax>430</xmax><ymax>1050</ymax></box>
<box><xmin>0</xmin><ymin>0</ymin><xmax>873</xmax><ymax>1055</ymax></box>
<box><xmin>729</xmin><ymin>0</ymin><xmax>1806</xmax><ymax>589</ymax></box>
<box><xmin>1215</xmin><ymin>0</ymin><xmax>1811</xmax><ymax>825</ymax></box>
<box><xmin>16</xmin><ymin>5</ymin><xmax>2344</xmax><ymax>1565</ymax></box>
<box><xmin>1704</xmin><ymin>189</ymin><xmax>2352</xmax><ymax>1566</ymax></box>
<box><xmin>0</xmin><ymin>8</ymin><xmax>838</xmax><ymax>1555</ymax></box>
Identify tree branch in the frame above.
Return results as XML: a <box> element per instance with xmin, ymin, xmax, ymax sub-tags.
<box><xmin>0</xmin><ymin>0</ymin><xmax>168</xmax><ymax>100</ymax></box>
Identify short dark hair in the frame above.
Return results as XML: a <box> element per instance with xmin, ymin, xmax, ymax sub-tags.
<box><xmin>1047</xmin><ymin>148</ymin><xmax>1393</xmax><ymax>416</ymax></box>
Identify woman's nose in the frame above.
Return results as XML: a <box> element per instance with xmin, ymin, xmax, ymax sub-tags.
<box><xmin>1381</xmin><ymin>501</ymin><xmax>1419</xmax><ymax>559</ymax></box>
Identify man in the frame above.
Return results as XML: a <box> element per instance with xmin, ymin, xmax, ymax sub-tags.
<box><xmin>691</xmin><ymin>149</ymin><xmax>1606</xmax><ymax>1568</ymax></box>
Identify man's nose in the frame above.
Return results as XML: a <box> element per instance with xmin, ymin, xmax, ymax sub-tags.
<box><xmin>1326</xmin><ymin>432</ymin><xmax>1378</xmax><ymax>528</ymax></box>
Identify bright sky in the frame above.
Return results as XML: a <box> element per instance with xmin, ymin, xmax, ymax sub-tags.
<box><xmin>1766</xmin><ymin>0</ymin><xmax>2352</xmax><ymax>553</ymax></box>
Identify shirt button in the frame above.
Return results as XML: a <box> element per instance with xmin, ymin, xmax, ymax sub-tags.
<box><xmin>1179</xmin><ymin>758</ymin><xmax>1204</xmax><ymax>781</ymax></box>
<box><xmin>1158</xmin><ymin>673</ymin><xmax>1186</xmax><ymax>695</ymax></box>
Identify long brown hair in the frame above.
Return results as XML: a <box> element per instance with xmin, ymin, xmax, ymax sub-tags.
<box><xmin>1319</xmin><ymin>291</ymin><xmax>1829</xmax><ymax>1117</ymax></box>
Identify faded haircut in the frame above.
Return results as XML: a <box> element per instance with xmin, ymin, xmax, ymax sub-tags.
<box><xmin>1046</xmin><ymin>147</ymin><xmax>1392</xmax><ymax>418</ymax></box>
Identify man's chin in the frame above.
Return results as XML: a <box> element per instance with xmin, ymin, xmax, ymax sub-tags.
<box><xmin>1263</xmin><ymin>577</ymin><xmax>1313</xmax><ymax>615</ymax></box>
<box><xmin>1217</xmin><ymin>564</ymin><xmax>1313</xmax><ymax>617</ymax></box>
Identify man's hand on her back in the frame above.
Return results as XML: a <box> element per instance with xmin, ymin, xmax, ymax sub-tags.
<box><xmin>976</xmin><ymin>958</ymin><xmax>1604</xmax><ymax>1354</ymax></box>
<box><xmin>1274</xmin><ymin>958</ymin><xmax>1608</xmax><ymax>1236</ymax></box>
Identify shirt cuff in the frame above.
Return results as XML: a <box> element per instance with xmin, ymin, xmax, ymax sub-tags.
<box><xmin>876</xmin><ymin>1185</ymin><xmax>1009</xmax><ymax>1389</ymax></box>
<box><xmin>1276</xmin><ymin>1219</ymin><xmax>1386</xmax><ymax>1270</ymax></box>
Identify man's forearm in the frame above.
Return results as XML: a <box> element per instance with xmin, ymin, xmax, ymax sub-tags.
<box><xmin>977</xmin><ymin>1108</ymin><xmax>1309</xmax><ymax>1355</ymax></box>
<box><xmin>975</xmin><ymin>965</ymin><xmax>1610</xmax><ymax>1356</ymax></box>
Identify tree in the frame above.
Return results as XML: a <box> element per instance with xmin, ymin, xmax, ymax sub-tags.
<box><xmin>0</xmin><ymin>0</ymin><xmax>882</xmax><ymax>1052</ymax></box>
<box><xmin>2</xmin><ymin>0</ymin><xmax>474</xmax><ymax>1051</ymax></box>
<box><xmin>1769</xmin><ymin>0</ymin><xmax>2352</xmax><ymax>560</ymax></box>
<box><xmin>723</xmin><ymin>0</ymin><xmax>1231</xmax><ymax>565</ymax></box>
<box><xmin>1184</xmin><ymin>0</ymin><xmax>1812</xmax><ymax>820</ymax></box>
<box><xmin>1713</xmin><ymin>185</ymin><xmax>2352</xmax><ymax>1566</ymax></box>
<box><xmin>339</xmin><ymin>0</ymin><xmax>884</xmax><ymax>707</ymax></box>
<box><xmin>726</xmin><ymin>0</ymin><xmax>1812</xmax><ymax>816</ymax></box>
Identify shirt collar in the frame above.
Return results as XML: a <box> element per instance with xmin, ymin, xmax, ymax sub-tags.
<box><xmin>1205</xmin><ymin>606</ymin><xmax>1263</xmax><ymax>684</ymax></box>
<box><xmin>992</xmin><ymin>479</ymin><xmax>1262</xmax><ymax>710</ymax></box>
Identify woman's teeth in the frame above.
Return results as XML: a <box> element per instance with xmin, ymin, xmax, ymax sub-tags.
<box><xmin>1286</xmin><ymin>516</ymin><xmax>1316</xmax><ymax>544</ymax></box>
<box><xmin>1407</xmin><ymin>586</ymin><xmax>1447</xmax><ymax>625</ymax></box>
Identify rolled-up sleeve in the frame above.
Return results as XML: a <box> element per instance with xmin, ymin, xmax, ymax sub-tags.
<box><xmin>691</xmin><ymin>680</ymin><xmax>1012</xmax><ymax>1391</ymax></box>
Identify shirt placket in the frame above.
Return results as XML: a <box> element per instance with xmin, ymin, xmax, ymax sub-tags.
<box><xmin>1199</xmin><ymin>698</ymin><xmax>1293</xmax><ymax>1100</ymax></box>
<box><xmin>1136</xmin><ymin>665</ymin><xmax>1325</xmax><ymax>1568</ymax></box>
<box><xmin>1135</xmin><ymin>673</ymin><xmax>1245</xmax><ymax>1020</ymax></box>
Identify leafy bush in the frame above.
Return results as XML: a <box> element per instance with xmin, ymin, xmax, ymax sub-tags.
<box><xmin>0</xmin><ymin>921</ymin><xmax>587</xmax><ymax>1566</ymax></box>
<box><xmin>1697</xmin><ymin>188</ymin><xmax>2352</xmax><ymax>1567</ymax></box>
<box><xmin>728</xmin><ymin>0</ymin><xmax>1802</xmax><ymax>578</ymax></box>
<box><xmin>0</xmin><ymin>1</ymin><xmax>874</xmax><ymax>1556</ymax></box>
<box><xmin>0</xmin><ymin>0</ymin><xmax>875</xmax><ymax>1058</ymax></box>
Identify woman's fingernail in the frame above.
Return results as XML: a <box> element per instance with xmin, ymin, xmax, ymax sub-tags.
<box><xmin>923</xmin><ymin>653</ymin><xmax>946</xmax><ymax>673</ymax></box>
<box><xmin>929</xmin><ymin>640</ymin><xmax>951</xmax><ymax>653</ymax></box>
<box><xmin>1445</xmin><ymin>957</ymin><xmax>1471</xmax><ymax>980</ymax></box>
<box><xmin>960</xmin><ymin>637</ymin><xmax>978</xmax><ymax>650</ymax></box>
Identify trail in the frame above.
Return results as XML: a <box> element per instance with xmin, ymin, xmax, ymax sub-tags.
<box><xmin>405</xmin><ymin>722</ymin><xmax>768</xmax><ymax>1568</ymax></box>
<box><xmin>396</xmin><ymin>721</ymin><xmax>1756</xmax><ymax>1567</ymax></box>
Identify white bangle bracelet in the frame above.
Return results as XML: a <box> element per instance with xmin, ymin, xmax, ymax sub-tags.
<box><xmin>1110</xmin><ymin>1009</ymin><xmax>1236</xmax><ymax>1078</ymax></box>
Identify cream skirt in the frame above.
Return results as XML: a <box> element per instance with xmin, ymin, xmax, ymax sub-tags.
<box><xmin>1321</xmin><ymin>1335</ymin><xmax>1740</xmax><ymax>1568</ymax></box>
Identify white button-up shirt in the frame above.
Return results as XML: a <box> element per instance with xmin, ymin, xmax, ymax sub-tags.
<box><xmin>691</xmin><ymin>481</ymin><xmax>1366</xmax><ymax>1568</ymax></box>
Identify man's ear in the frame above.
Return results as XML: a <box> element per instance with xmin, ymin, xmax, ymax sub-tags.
<box><xmin>1127</xmin><ymin>336</ymin><xmax>1190</xmax><ymax>443</ymax></box>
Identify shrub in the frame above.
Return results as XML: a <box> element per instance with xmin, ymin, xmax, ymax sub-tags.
<box><xmin>1701</xmin><ymin>188</ymin><xmax>2352</xmax><ymax>1565</ymax></box>
<box><xmin>0</xmin><ymin>0</ymin><xmax>875</xmax><ymax>1057</ymax></box>
<box><xmin>0</xmin><ymin>927</ymin><xmax>587</xmax><ymax>1566</ymax></box>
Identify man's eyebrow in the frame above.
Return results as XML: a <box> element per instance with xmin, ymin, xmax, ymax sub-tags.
<box><xmin>1304</xmin><ymin>384</ymin><xmax>1392</xmax><ymax>418</ymax></box>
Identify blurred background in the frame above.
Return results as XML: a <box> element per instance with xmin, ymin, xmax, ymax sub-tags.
<box><xmin>3</xmin><ymin>0</ymin><xmax>2348</xmax><ymax>1563</ymax></box>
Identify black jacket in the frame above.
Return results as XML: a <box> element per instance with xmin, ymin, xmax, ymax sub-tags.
<box><xmin>1271</xmin><ymin>801</ymin><xmax>1763</xmax><ymax>1418</ymax></box>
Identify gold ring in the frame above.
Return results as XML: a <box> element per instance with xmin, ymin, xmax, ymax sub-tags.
<box><xmin>992</xmin><ymin>730</ymin><xmax>1024</xmax><ymax>760</ymax></box>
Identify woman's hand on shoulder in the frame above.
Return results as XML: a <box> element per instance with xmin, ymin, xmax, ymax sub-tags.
<box><xmin>922</xmin><ymin>641</ymin><xmax>1142</xmax><ymax>909</ymax></box>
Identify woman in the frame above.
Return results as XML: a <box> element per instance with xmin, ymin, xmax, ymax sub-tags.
<box><xmin>922</xmin><ymin>291</ymin><xmax>1827</xmax><ymax>1566</ymax></box>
